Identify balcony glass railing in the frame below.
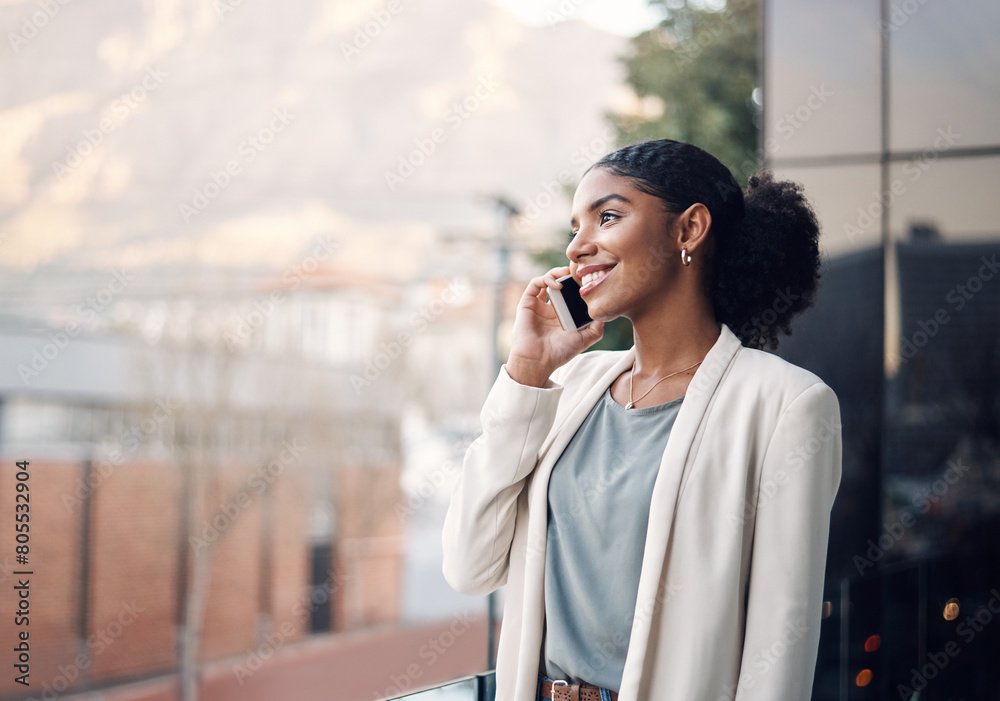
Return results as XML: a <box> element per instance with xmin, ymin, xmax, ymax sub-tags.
<box><xmin>383</xmin><ymin>672</ymin><xmax>495</xmax><ymax>701</ymax></box>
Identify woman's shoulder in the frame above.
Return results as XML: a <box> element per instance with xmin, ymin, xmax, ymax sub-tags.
<box><xmin>730</xmin><ymin>344</ymin><xmax>837</xmax><ymax>403</ymax></box>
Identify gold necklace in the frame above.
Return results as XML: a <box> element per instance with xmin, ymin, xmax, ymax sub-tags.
<box><xmin>626</xmin><ymin>360</ymin><xmax>702</xmax><ymax>410</ymax></box>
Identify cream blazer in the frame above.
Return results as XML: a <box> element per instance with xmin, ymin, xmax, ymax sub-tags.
<box><xmin>442</xmin><ymin>322</ymin><xmax>842</xmax><ymax>701</ymax></box>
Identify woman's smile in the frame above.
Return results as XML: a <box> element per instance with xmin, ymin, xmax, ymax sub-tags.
<box><xmin>578</xmin><ymin>263</ymin><xmax>617</xmax><ymax>296</ymax></box>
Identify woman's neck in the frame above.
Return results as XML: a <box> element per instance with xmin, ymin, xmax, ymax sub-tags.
<box><xmin>629</xmin><ymin>287</ymin><xmax>721</xmax><ymax>379</ymax></box>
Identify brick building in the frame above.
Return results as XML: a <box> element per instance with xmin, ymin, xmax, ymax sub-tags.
<box><xmin>0</xmin><ymin>274</ymin><xmax>412</xmax><ymax>699</ymax></box>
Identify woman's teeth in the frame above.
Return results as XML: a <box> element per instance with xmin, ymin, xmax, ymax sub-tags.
<box><xmin>582</xmin><ymin>270</ymin><xmax>609</xmax><ymax>286</ymax></box>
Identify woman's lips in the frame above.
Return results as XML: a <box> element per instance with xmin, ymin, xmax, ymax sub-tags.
<box><xmin>579</xmin><ymin>266</ymin><xmax>614</xmax><ymax>297</ymax></box>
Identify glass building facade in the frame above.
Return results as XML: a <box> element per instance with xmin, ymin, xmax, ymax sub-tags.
<box><xmin>764</xmin><ymin>0</ymin><xmax>1000</xmax><ymax>698</ymax></box>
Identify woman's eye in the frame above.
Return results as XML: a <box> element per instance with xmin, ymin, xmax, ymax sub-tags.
<box><xmin>568</xmin><ymin>230</ymin><xmax>579</xmax><ymax>241</ymax></box>
<box><xmin>600</xmin><ymin>212</ymin><xmax>618</xmax><ymax>225</ymax></box>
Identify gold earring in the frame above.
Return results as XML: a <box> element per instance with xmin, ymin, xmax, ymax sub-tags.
<box><xmin>680</xmin><ymin>248</ymin><xmax>692</xmax><ymax>266</ymax></box>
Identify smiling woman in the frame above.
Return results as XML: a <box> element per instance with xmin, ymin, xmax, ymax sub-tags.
<box><xmin>442</xmin><ymin>139</ymin><xmax>841</xmax><ymax>701</ymax></box>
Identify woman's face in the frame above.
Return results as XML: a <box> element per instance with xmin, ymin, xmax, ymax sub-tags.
<box><xmin>566</xmin><ymin>167</ymin><xmax>678</xmax><ymax>322</ymax></box>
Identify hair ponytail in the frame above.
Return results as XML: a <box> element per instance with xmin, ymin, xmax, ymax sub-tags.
<box><xmin>711</xmin><ymin>169</ymin><xmax>822</xmax><ymax>350</ymax></box>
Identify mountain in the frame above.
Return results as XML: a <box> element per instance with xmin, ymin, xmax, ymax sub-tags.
<box><xmin>0</xmin><ymin>0</ymin><xmax>632</xmax><ymax>299</ymax></box>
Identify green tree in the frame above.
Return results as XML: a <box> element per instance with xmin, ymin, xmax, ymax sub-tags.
<box><xmin>611</xmin><ymin>0</ymin><xmax>761</xmax><ymax>184</ymax></box>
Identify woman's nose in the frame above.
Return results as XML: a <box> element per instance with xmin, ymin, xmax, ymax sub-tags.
<box><xmin>566</xmin><ymin>226</ymin><xmax>596</xmax><ymax>262</ymax></box>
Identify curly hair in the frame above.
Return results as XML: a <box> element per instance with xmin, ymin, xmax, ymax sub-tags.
<box><xmin>588</xmin><ymin>139</ymin><xmax>822</xmax><ymax>350</ymax></box>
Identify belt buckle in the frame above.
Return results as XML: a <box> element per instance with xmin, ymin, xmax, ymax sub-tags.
<box><xmin>550</xmin><ymin>679</ymin><xmax>572</xmax><ymax>701</ymax></box>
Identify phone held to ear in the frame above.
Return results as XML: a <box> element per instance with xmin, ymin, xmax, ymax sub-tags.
<box><xmin>547</xmin><ymin>275</ymin><xmax>593</xmax><ymax>331</ymax></box>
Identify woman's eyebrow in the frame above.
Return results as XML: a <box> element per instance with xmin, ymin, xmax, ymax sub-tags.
<box><xmin>570</xmin><ymin>193</ymin><xmax>632</xmax><ymax>227</ymax></box>
<box><xmin>589</xmin><ymin>193</ymin><xmax>631</xmax><ymax>211</ymax></box>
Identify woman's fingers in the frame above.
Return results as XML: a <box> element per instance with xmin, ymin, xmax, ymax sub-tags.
<box><xmin>507</xmin><ymin>266</ymin><xmax>595</xmax><ymax>381</ymax></box>
<box><xmin>525</xmin><ymin>266</ymin><xmax>571</xmax><ymax>302</ymax></box>
<box><xmin>537</xmin><ymin>266</ymin><xmax>569</xmax><ymax>301</ymax></box>
<box><xmin>548</xmin><ymin>265</ymin><xmax>571</xmax><ymax>282</ymax></box>
<box><xmin>542</xmin><ymin>265</ymin><xmax>570</xmax><ymax>285</ymax></box>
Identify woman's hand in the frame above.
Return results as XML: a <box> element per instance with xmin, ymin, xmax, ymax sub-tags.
<box><xmin>505</xmin><ymin>266</ymin><xmax>605</xmax><ymax>387</ymax></box>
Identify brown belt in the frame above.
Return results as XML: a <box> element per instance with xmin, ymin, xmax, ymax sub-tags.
<box><xmin>540</xmin><ymin>678</ymin><xmax>618</xmax><ymax>701</ymax></box>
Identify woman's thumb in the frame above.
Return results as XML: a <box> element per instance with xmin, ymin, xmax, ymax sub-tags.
<box><xmin>582</xmin><ymin>320</ymin><xmax>605</xmax><ymax>346</ymax></box>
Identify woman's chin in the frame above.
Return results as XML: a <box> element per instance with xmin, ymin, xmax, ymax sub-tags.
<box><xmin>585</xmin><ymin>305</ymin><xmax>620</xmax><ymax>324</ymax></box>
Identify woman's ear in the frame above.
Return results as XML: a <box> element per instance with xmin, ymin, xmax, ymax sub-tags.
<box><xmin>675</xmin><ymin>203</ymin><xmax>712</xmax><ymax>253</ymax></box>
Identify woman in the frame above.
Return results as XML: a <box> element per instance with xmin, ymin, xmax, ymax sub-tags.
<box><xmin>442</xmin><ymin>139</ymin><xmax>842</xmax><ymax>701</ymax></box>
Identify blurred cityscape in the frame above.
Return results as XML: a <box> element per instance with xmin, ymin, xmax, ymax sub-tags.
<box><xmin>0</xmin><ymin>0</ymin><xmax>998</xmax><ymax>700</ymax></box>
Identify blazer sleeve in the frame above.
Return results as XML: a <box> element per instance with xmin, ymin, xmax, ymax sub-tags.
<box><xmin>735</xmin><ymin>381</ymin><xmax>843</xmax><ymax>700</ymax></box>
<box><xmin>441</xmin><ymin>363</ymin><xmax>565</xmax><ymax>597</ymax></box>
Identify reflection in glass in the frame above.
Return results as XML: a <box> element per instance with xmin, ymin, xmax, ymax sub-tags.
<box><xmin>387</xmin><ymin>676</ymin><xmax>478</xmax><ymax>700</ymax></box>
<box><xmin>770</xmin><ymin>164</ymin><xmax>882</xmax><ymax>259</ymax></box>
<box><xmin>889</xmin><ymin>0</ymin><xmax>1000</xmax><ymax>151</ymax></box>
<box><xmin>774</xmin><ymin>244</ymin><xmax>883</xmax><ymax>581</ymax></box>
<box><xmin>765</xmin><ymin>0</ymin><xmax>880</xmax><ymax>158</ymax></box>
<box><xmin>887</xmin><ymin>157</ymin><xmax>1000</xmax><ymax>243</ymax></box>
<box><xmin>883</xmin><ymin>237</ymin><xmax>1000</xmax><ymax>564</ymax></box>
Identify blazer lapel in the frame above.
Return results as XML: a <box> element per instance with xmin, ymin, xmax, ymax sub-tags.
<box><xmin>517</xmin><ymin>347</ymin><xmax>636</xmax><ymax>679</ymax></box>
<box><xmin>537</xmin><ymin>349</ymin><xmax>637</xmax><ymax>464</ymax></box>
<box><xmin>525</xmin><ymin>345</ymin><xmax>637</xmax><ymax>534</ymax></box>
<box><xmin>619</xmin><ymin>323</ymin><xmax>743</xmax><ymax>699</ymax></box>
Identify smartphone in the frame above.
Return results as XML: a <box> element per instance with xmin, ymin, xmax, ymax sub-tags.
<box><xmin>547</xmin><ymin>274</ymin><xmax>592</xmax><ymax>331</ymax></box>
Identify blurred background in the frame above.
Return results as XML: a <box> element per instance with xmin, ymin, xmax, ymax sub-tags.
<box><xmin>0</xmin><ymin>0</ymin><xmax>998</xmax><ymax>699</ymax></box>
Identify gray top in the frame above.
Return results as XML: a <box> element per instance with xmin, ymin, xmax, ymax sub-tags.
<box><xmin>542</xmin><ymin>386</ymin><xmax>684</xmax><ymax>692</ymax></box>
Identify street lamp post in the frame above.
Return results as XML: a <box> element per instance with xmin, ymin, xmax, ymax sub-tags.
<box><xmin>487</xmin><ymin>196</ymin><xmax>519</xmax><ymax>672</ymax></box>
